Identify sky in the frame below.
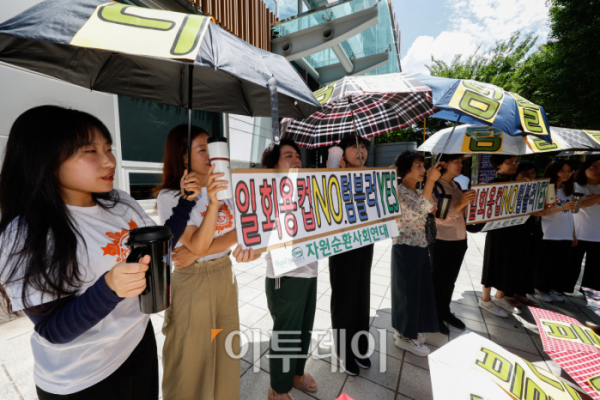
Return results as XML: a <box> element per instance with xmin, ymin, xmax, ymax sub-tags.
<box><xmin>392</xmin><ymin>0</ymin><xmax>552</xmax><ymax>75</ymax></box>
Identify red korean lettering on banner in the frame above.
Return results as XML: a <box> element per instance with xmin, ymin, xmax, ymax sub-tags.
<box><xmin>297</xmin><ymin>177</ymin><xmax>316</xmax><ymax>232</ymax></box>
<box><xmin>469</xmin><ymin>189</ymin><xmax>479</xmax><ymax>222</ymax></box>
<box><xmin>494</xmin><ymin>187</ymin><xmax>504</xmax><ymax>217</ymax></box>
<box><xmin>278</xmin><ymin>177</ymin><xmax>298</xmax><ymax>237</ymax></box>
<box><xmin>235</xmin><ymin>179</ymin><xmax>261</xmax><ymax>246</ymax></box>
<box><xmin>260</xmin><ymin>179</ymin><xmax>282</xmax><ymax>239</ymax></box>
<box><xmin>486</xmin><ymin>187</ymin><xmax>496</xmax><ymax>218</ymax></box>
<box><xmin>477</xmin><ymin>189</ymin><xmax>488</xmax><ymax>217</ymax></box>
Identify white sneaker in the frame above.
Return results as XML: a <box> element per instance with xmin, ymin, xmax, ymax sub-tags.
<box><xmin>534</xmin><ymin>289</ymin><xmax>553</xmax><ymax>303</ymax></box>
<box><xmin>394</xmin><ymin>333</ymin><xmax>430</xmax><ymax>357</ymax></box>
<box><xmin>395</xmin><ymin>332</ymin><xmax>426</xmax><ymax>345</ymax></box>
<box><xmin>492</xmin><ymin>296</ymin><xmax>521</xmax><ymax>315</ymax></box>
<box><xmin>549</xmin><ymin>290</ymin><xmax>565</xmax><ymax>302</ymax></box>
<box><xmin>478</xmin><ymin>298</ymin><xmax>508</xmax><ymax>318</ymax></box>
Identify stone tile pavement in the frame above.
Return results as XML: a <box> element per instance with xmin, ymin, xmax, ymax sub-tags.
<box><xmin>0</xmin><ymin>233</ymin><xmax>598</xmax><ymax>400</ymax></box>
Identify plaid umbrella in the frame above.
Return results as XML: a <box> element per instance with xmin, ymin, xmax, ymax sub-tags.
<box><xmin>530</xmin><ymin>307</ymin><xmax>600</xmax><ymax>399</ymax></box>
<box><xmin>280</xmin><ymin>73</ymin><xmax>435</xmax><ymax>148</ymax></box>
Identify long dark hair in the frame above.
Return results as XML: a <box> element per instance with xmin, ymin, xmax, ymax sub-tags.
<box><xmin>439</xmin><ymin>154</ymin><xmax>463</xmax><ymax>175</ymax></box>
<box><xmin>261</xmin><ymin>139</ymin><xmax>301</xmax><ymax>168</ymax></box>
<box><xmin>0</xmin><ymin>106</ymin><xmax>118</xmax><ymax>315</ymax></box>
<box><xmin>543</xmin><ymin>160</ymin><xmax>574</xmax><ymax>196</ymax></box>
<box><xmin>575</xmin><ymin>157</ymin><xmax>600</xmax><ymax>186</ymax></box>
<box><xmin>154</xmin><ymin>124</ymin><xmax>209</xmax><ymax>195</ymax></box>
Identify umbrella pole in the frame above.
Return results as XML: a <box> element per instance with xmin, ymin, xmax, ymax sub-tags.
<box><xmin>184</xmin><ymin>64</ymin><xmax>194</xmax><ymax>197</ymax></box>
<box><xmin>436</xmin><ymin>115</ymin><xmax>461</xmax><ymax>163</ymax></box>
<box><xmin>356</xmin><ymin>135</ymin><xmax>364</xmax><ymax>167</ymax></box>
<box><xmin>422</xmin><ymin>118</ymin><xmax>427</xmax><ymax>156</ymax></box>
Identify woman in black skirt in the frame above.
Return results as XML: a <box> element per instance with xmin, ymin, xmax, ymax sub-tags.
<box><xmin>478</xmin><ymin>156</ymin><xmax>539</xmax><ymax>318</ymax></box>
<box><xmin>391</xmin><ymin>151</ymin><xmax>441</xmax><ymax>357</ymax></box>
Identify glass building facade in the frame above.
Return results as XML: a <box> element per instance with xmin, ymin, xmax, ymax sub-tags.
<box><xmin>270</xmin><ymin>0</ymin><xmax>401</xmax><ymax>76</ymax></box>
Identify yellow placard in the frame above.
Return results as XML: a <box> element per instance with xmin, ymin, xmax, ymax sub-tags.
<box><xmin>525</xmin><ymin>134</ymin><xmax>562</xmax><ymax>153</ymax></box>
<box><xmin>539</xmin><ymin>318</ymin><xmax>600</xmax><ymax>349</ymax></box>
<box><xmin>588</xmin><ymin>374</ymin><xmax>600</xmax><ymax>394</ymax></box>
<box><xmin>583</xmin><ymin>130</ymin><xmax>600</xmax><ymax>146</ymax></box>
<box><xmin>461</xmin><ymin>126</ymin><xmax>504</xmax><ymax>153</ymax></box>
<box><xmin>448</xmin><ymin>80</ymin><xmax>505</xmax><ymax>123</ymax></box>
<box><xmin>71</xmin><ymin>3</ymin><xmax>211</xmax><ymax>61</ymax></box>
<box><xmin>473</xmin><ymin>346</ymin><xmax>583</xmax><ymax>400</ymax></box>
<box><xmin>508</xmin><ymin>92</ymin><xmax>550</xmax><ymax>137</ymax></box>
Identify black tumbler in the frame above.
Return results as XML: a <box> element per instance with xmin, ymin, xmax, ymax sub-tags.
<box><xmin>436</xmin><ymin>194</ymin><xmax>453</xmax><ymax>219</ymax></box>
<box><xmin>126</xmin><ymin>226</ymin><xmax>172</xmax><ymax>314</ymax></box>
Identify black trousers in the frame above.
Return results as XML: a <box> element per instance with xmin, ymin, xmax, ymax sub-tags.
<box><xmin>37</xmin><ymin>320</ymin><xmax>158</xmax><ymax>400</ymax></box>
<box><xmin>329</xmin><ymin>244</ymin><xmax>373</xmax><ymax>368</ymax></box>
<box><xmin>429</xmin><ymin>239</ymin><xmax>468</xmax><ymax>321</ymax></box>
<box><xmin>536</xmin><ymin>240</ymin><xmax>574</xmax><ymax>293</ymax></box>
<box><xmin>569</xmin><ymin>240</ymin><xmax>600</xmax><ymax>291</ymax></box>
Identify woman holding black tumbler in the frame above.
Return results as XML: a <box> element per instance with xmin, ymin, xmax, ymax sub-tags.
<box><xmin>328</xmin><ymin>134</ymin><xmax>373</xmax><ymax>376</ymax></box>
<box><xmin>391</xmin><ymin>151</ymin><xmax>441</xmax><ymax>357</ymax></box>
<box><xmin>428</xmin><ymin>154</ymin><xmax>475</xmax><ymax>334</ymax></box>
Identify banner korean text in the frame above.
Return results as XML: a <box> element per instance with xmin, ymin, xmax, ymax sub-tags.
<box><xmin>467</xmin><ymin>179</ymin><xmax>550</xmax><ymax>225</ymax></box>
<box><xmin>231</xmin><ymin>168</ymin><xmax>401</xmax><ymax>252</ymax></box>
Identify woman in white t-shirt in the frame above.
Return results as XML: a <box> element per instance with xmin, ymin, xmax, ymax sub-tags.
<box><xmin>532</xmin><ymin>161</ymin><xmax>579</xmax><ymax>303</ymax></box>
<box><xmin>569</xmin><ymin>158</ymin><xmax>600</xmax><ymax>292</ymax></box>
<box><xmin>260</xmin><ymin>139</ymin><xmax>319</xmax><ymax>400</ymax></box>
<box><xmin>156</xmin><ymin>125</ymin><xmax>240</xmax><ymax>400</ymax></box>
<box><xmin>0</xmin><ymin>106</ymin><xmax>194</xmax><ymax>399</ymax></box>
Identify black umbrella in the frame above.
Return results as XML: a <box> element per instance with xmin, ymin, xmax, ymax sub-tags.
<box><xmin>0</xmin><ymin>0</ymin><xmax>320</xmax><ymax>171</ymax></box>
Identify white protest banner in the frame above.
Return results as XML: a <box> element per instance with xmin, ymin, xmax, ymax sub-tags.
<box><xmin>481</xmin><ymin>215</ymin><xmax>530</xmax><ymax>232</ymax></box>
<box><xmin>466</xmin><ymin>179</ymin><xmax>550</xmax><ymax>225</ymax></box>
<box><xmin>270</xmin><ymin>220</ymin><xmax>399</xmax><ymax>276</ymax></box>
<box><xmin>231</xmin><ymin>167</ymin><xmax>401</xmax><ymax>253</ymax></box>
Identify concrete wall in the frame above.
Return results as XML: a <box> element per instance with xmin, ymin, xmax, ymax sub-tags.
<box><xmin>373</xmin><ymin>141</ymin><xmax>417</xmax><ymax>167</ymax></box>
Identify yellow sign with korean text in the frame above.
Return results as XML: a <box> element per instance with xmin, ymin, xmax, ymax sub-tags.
<box><xmin>509</xmin><ymin>92</ymin><xmax>550</xmax><ymax>137</ymax></box>
<box><xmin>525</xmin><ymin>134</ymin><xmax>563</xmax><ymax>153</ymax></box>
<box><xmin>71</xmin><ymin>3</ymin><xmax>211</xmax><ymax>61</ymax></box>
<box><xmin>448</xmin><ymin>80</ymin><xmax>505</xmax><ymax>123</ymax></box>
<box><xmin>461</xmin><ymin>126</ymin><xmax>504</xmax><ymax>153</ymax></box>
<box><xmin>584</xmin><ymin>130</ymin><xmax>600</xmax><ymax>146</ymax></box>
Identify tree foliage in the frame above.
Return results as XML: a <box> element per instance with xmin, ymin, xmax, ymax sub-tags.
<box><xmin>426</xmin><ymin>32</ymin><xmax>537</xmax><ymax>92</ymax></box>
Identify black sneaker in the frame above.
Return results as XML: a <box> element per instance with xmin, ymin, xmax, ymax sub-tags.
<box><xmin>444</xmin><ymin>313</ymin><xmax>466</xmax><ymax>330</ymax></box>
<box><xmin>355</xmin><ymin>356</ymin><xmax>371</xmax><ymax>369</ymax></box>
<box><xmin>343</xmin><ymin>359</ymin><xmax>360</xmax><ymax>376</ymax></box>
<box><xmin>438</xmin><ymin>319</ymin><xmax>450</xmax><ymax>334</ymax></box>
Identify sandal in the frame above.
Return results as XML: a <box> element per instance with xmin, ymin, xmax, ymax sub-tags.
<box><xmin>268</xmin><ymin>388</ymin><xmax>294</xmax><ymax>400</ymax></box>
<box><xmin>515</xmin><ymin>295</ymin><xmax>539</xmax><ymax>307</ymax></box>
<box><xmin>292</xmin><ymin>373</ymin><xmax>317</xmax><ymax>393</ymax></box>
<box><xmin>505</xmin><ymin>296</ymin><xmax>521</xmax><ymax>308</ymax></box>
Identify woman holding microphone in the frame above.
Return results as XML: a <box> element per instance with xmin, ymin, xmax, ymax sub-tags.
<box><xmin>428</xmin><ymin>154</ymin><xmax>476</xmax><ymax>334</ymax></box>
<box><xmin>391</xmin><ymin>151</ymin><xmax>441</xmax><ymax>357</ymax></box>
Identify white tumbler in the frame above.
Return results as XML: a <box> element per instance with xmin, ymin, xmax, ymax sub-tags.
<box><xmin>545</xmin><ymin>183</ymin><xmax>556</xmax><ymax>205</ymax></box>
<box><xmin>207</xmin><ymin>137</ymin><xmax>233</xmax><ymax>200</ymax></box>
<box><xmin>328</xmin><ymin>146</ymin><xmax>344</xmax><ymax>168</ymax></box>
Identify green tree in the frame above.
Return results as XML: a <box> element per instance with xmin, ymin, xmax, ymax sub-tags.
<box><xmin>517</xmin><ymin>0</ymin><xmax>600</xmax><ymax>129</ymax></box>
<box><xmin>426</xmin><ymin>31</ymin><xmax>537</xmax><ymax>92</ymax></box>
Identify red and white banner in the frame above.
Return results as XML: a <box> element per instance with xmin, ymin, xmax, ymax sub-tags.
<box><xmin>530</xmin><ymin>307</ymin><xmax>600</xmax><ymax>399</ymax></box>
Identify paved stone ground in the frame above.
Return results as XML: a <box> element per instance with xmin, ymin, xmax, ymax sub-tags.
<box><xmin>0</xmin><ymin>232</ymin><xmax>598</xmax><ymax>400</ymax></box>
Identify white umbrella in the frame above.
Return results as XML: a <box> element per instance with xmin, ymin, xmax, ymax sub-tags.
<box><xmin>418</xmin><ymin>124</ymin><xmax>591</xmax><ymax>155</ymax></box>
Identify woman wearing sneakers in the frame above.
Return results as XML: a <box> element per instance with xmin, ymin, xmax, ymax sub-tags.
<box><xmin>569</xmin><ymin>158</ymin><xmax>600</xmax><ymax>292</ymax></box>
<box><xmin>428</xmin><ymin>154</ymin><xmax>476</xmax><ymax>334</ymax></box>
<box><xmin>479</xmin><ymin>155</ymin><xmax>539</xmax><ymax>318</ymax></box>
<box><xmin>261</xmin><ymin>140</ymin><xmax>319</xmax><ymax>400</ymax></box>
<box><xmin>0</xmin><ymin>106</ymin><xmax>195</xmax><ymax>399</ymax></box>
<box><xmin>391</xmin><ymin>151</ymin><xmax>441</xmax><ymax>357</ymax></box>
<box><xmin>532</xmin><ymin>160</ymin><xmax>579</xmax><ymax>303</ymax></box>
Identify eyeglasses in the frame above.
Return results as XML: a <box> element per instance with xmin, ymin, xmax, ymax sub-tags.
<box><xmin>504</xmin><ymin>160</ymin><xmax>520</xmax><ymax>165</ymax></box>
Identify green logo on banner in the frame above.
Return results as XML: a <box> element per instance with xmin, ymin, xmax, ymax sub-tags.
<box><xmin>292</xmin><ymin>247</ymin><xmax>304</xmax><ymax>262</ymax></box>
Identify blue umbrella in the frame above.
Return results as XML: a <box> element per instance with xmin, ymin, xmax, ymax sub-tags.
<box><xmin>414</xmin><ymin>74</ymin><xmax>552</xmax><ymax>145</ymax></box>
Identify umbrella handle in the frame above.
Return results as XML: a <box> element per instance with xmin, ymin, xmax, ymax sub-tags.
<box><xmin>436</xmin><ymin>115</ymin><xmax>461</xmax><ymax>163</ymax></box>
<box><xmin>184</xmin><ymin>64</ymin><xmax>194</xmax><ymax>197</ymax></box>
<box><xmin>268</xmin><ymin>76</ymin><xmax>280</xmax><ymax>145</ymax></box>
